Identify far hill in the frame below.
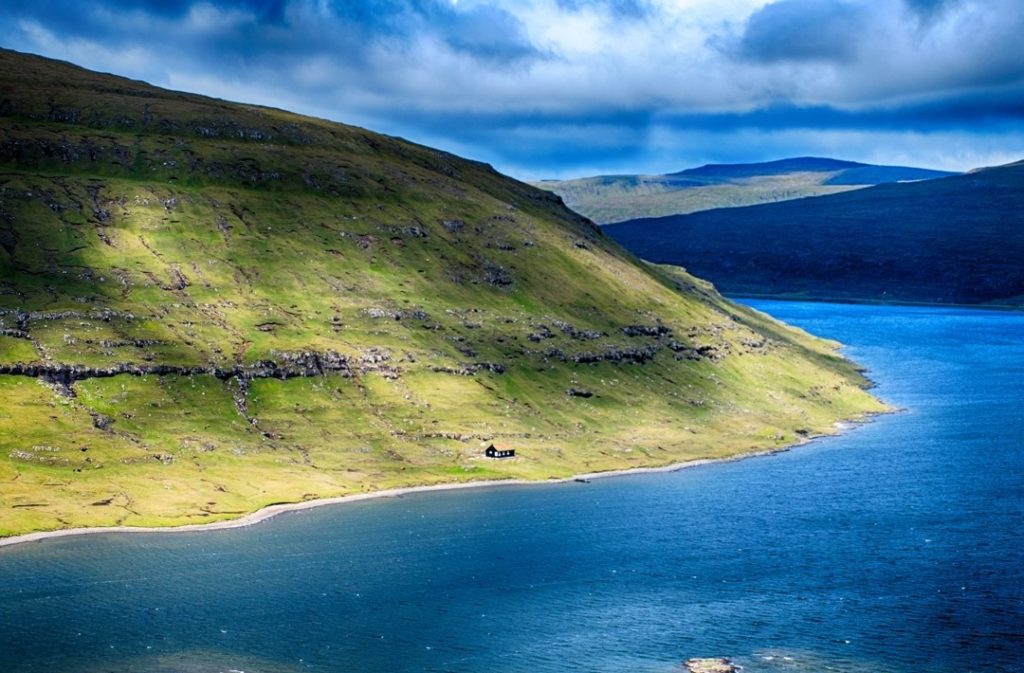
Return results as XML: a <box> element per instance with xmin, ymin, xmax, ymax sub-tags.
<box><xmin>0</xmin><ymin>49</ymin><xmax>883</xmax><ymax>536</ymax></box>
<box><xmin>605</xmin><ymin>161</ymin><xmax>1024</xmax><ymax>307</ymax></box>
<box><xmin>534</xmin><ymin>157</ymin><xmax>957</xmax><ymax>224</ymax></box>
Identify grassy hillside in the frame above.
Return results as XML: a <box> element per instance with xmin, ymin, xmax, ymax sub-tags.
<box><xmin>605</xmin><ymin>162</ymin><xmax>1024</xmax><ymax>307</ymax></box>
<box><xmin>0</xmin><ymin>49</ymin><xmax>884</xmax><ymax>536</ymax></box>
<box><xmin>534</xmin><ymin>157</ymin><xmax>956</xmax><ymax>224</ymax></box>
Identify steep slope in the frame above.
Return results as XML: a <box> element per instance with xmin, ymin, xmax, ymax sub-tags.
<box><xmin>605</xmin><ymin>162</ymin><xmax>1024</xmax><ymax>307</ymax></box>
<box><xmin>0</xmin><ymin>49</ymin><xmax>883</xmax><ymax>536</ymax></box>
<box><xmin>534</xmin><ymin>157</ymin><xmax>957</xmax><ymax>223</ymax></box>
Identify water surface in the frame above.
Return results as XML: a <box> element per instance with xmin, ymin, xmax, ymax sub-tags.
<box><xmin>1</xmin><ymin>301</ymin><xmax>1022</xmax><ymax>672</ymax></box>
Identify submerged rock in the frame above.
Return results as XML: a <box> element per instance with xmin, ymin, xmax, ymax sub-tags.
<box><xmin>685</xmin><ymin>657</ymin><xmax>740</xmax><ymax>673</ymax></box>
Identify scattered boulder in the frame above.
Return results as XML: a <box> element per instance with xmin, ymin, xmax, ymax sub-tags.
<box><xmin>528</xmin><ymin>324</ymin><xmax>555</xmax><ymax>342</ymax></box>
<box><xmin>91</xmin><ymin>414</ymin><xmax>114</xmax><ymax>430</ymax></box>
<box><xmin>483</xmin><ymin>264</ymin><xmax>513</xmax><ymax>287</ymax></box>
<box><xmin>553</xmin><ymin>320</ymin><xmax>602</xmax><ymax>340</ymax></box>
<box><xmin>622</xmin><ymin>324</ymin><xmax>672</xmax><ymax>337</ymax></box>
<box><xmin>365</xmin><ymin>307</ymin><xmax>430</xmax><ymax>321</ymax></box>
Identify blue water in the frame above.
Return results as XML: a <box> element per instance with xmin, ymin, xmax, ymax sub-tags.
<box><xmin>1</xmin><ymin>302</ymin><xmax>1022</xmax><ymax>673</ymax></box>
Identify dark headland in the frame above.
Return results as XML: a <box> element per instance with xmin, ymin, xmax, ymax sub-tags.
<box><xmin>605</xmin><ymin>161</ymin><xmax>1024</xmax><ymax>308</ymax></box>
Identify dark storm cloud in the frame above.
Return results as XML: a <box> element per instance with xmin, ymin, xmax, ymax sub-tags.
<box><xmin>729</xmin><ymin>0</ymin><xmax>868</xmax><ymax>64</ymax></box>
<box><xmin>903</xmin><ymin>0</ymin><xmax>958</xmax><ymax>17</ymax></box>
<box><xmin>374</xmin><ymin>84</ymin><xmax>1024</xmax><ymax>168</ymax></box>
<box><xmin>657</xmin><ymin>93</ymin><xmax>1024</xmax><ymax>133</ymax></box>
<box><xmin>0</xmin><ymin>0</ymin><xmax>1022</xmax><ymax>176</ymax></box>
<box><xmin>438</xmin><ymin>5</ymin><xmax>539</xmax><ymax>62</ymax></box>
<box><xmin>0</xmin><ymin>0</ymin><xmax>539</xmax><ymax>66</ymax></box>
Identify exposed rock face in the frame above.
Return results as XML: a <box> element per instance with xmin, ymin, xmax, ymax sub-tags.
<box><xmin>622</xmin><ymin>324</ymin><xmax>672</xmax><ymax>337</ymax></box>
<box><xmin>552</xmin><ymin>319</ymin><xmax>603</xmax><ymax>340</ymax></box>
<box><xmin>0</xmin><ymin>308</ymin><xmax>134</xmax><ymax>326</ymax></box>
<box><xmin>364</xmin><ymin>307</ymin><xmax>430</xmax><ymax>321</ymax></box>
<box><xmin>0</xmin><ymin>350</ymin><xmax>355</xmax><ymax>395</ymax></box>
<box><xmin>543</xmin><ymin>344</ymin><xmax>660</xmax><ymax>365</ymax></box>
<box><xmin>528</xmin><ymin>324</ymin><xmax>555</xmax><ymax>342</ymax></box>
<box><xmin>483</xmin><ymin>264</ymin><xmax>513</xmax><ymax>287</ymax></box>
<box><xmin>430</xmin><ymin>362</ymin><xmax>506</xmax><ymax>376</ymax></box>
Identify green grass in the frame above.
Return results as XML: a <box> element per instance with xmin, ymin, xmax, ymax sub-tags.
<box><xmin>0</xmin><ymin>48</ymin><xmax>886</xmax><ymax>536</ymax></box>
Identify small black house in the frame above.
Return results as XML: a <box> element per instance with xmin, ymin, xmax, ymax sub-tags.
<box><xmin>484</xmin><ymin>444</ymin><xmax>515</xmax><ymax>459</ymax></box>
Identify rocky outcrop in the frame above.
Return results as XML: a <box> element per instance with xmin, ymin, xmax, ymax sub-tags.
<box><xmin>0</xmin><ymin>308</ymin><xmax>135</xmax><ymax>330</ymax></box>
<box><xmin>528</xmin><ymin>324</ymin><xmax>555</xmax><ymax>342</ymax></box>
<box><xmin>622</xmin><ymin>324</ymin><xmax>672</xmax><ymax>337</ymax></box>
<box><xmin>667</xmin><ymin>340</ymin><xmax>727</xmax><ymax>362</ymax></box>
<box><xmin>0</xmin><ymin>350</ymin><xmax>354</xmax><ymax>394</ymax></box>
<box><xmin>552</xmin><ymin>320</ymin><xmax>603</xmax><ymax>340</ymax></box>
<box><xmin>430</xmin><ymin>362</ymin><xmax>507</xmax><ymax>376</ymax></box>
<box><xmin>363</xmin><ymin>307</ymin><xmax>431</xmax><ymax>322</ymax></box>
<box><xmin>483</xmin><ymin>264</ymin><xmax>513</xmax><ymax>287</ymax></box>
<box><xmin>544</xmin><ymin>344</ymin><xmax>659</xmax><ymax>365</ymax></box>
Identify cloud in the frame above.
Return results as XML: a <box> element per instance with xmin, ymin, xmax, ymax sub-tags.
<box><xmin>0</xmin><ymin>0</ymin><xmax>1022</xmax><ymax>177</ymax></box>
<box><xmin>903</xmin><ymin>0</ymin><xmax>958</xmax><ymax>18</ymax></box>
<box><xmin>729</xmin><ymin>0</ymin><xmax>868</xmax><ymax>64</ymax></box>
<box><xmin>437</xmin><ymin>4</ymin><xmax>540</xmax><ymax>63</ymax></box>
<box><xmin>555</xmin><ymin>0</ymin><xmax>652</xmax><ymax>19</ymax></box>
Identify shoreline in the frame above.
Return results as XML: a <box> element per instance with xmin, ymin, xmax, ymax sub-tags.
<box><xmin>728</xmin><ymin>293</ymin><xmax>1024</xmax><ymax>313</ymax></box>
<box><xmin>0</xmin><ymin>419</ymin><xmax>877</xmax><ymax>550</ymax></box>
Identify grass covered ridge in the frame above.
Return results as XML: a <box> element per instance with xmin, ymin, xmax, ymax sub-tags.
<box><xmin>532</xmin><ymin>157</ymin><xmax>956</xmax><ymax>224</ymax></box>
<box><xmin>0</xmin><ymin>49</ymin><xmax>885</xmax><ymax>536</ymax></box>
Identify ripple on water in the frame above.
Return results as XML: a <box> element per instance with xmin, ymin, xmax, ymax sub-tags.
<box><xmin>1</xmin><ymin>302</ymin><xmax>1022</xmax><ymax>673</ymax></box>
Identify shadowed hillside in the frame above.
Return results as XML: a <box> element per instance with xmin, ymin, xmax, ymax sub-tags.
<box><xmin>605</xmin><ymin>162</ymin><xmax>1024</xmax><ymax>307</ymax></box>
<box><xmin>534</xmin><ymin>157</ymin><xmax>956</xmax><ymax>224</ymax></box>
<box><xmin>0</xmin><ymin>49</ymin><xmax>883</xmax><ymax>536</ymax></box>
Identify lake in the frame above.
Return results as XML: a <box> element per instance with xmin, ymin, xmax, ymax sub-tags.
<box><xmin>1</xmin><ymin>301</ymin><xmax>1021</xmax><ymax>673</ymax></box>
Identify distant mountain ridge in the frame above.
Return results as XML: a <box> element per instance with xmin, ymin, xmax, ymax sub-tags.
<box><xmin>670</xmin><ymin>157</ymin><xmax>864</xmax><ymax>178</ymax></box>
<box><xmin>605</xmin><ymin>160</ymin><xmax>1024</xmax><ymax>307</ymax></box>
<box><xmin>534</xmin><ymin>157</ymin><xmax>958</xmax><ymax>224</ymax></box>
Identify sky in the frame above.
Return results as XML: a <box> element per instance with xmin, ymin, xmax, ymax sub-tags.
<box><xmin>2</xmin><ymin>0</ymin><xmax>1024</xmax><ymax>179</ymax></box>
